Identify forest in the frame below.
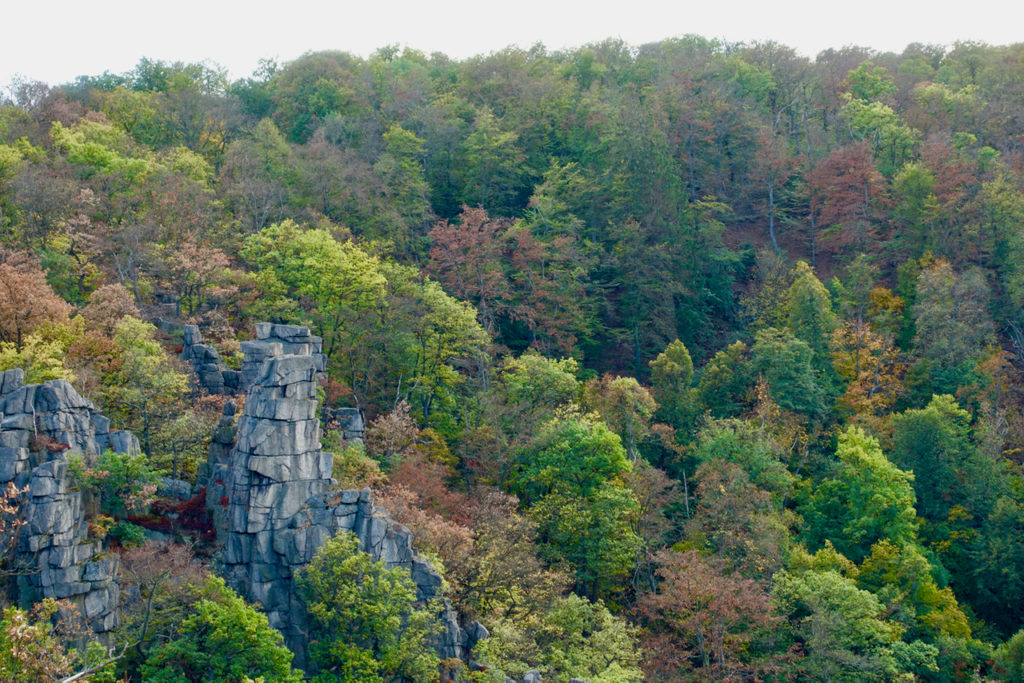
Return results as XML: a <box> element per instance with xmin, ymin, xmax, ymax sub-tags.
<box><xmin>2</xmin><ymin>34</ymin><xmax>1024</xmax><ymax>681</ymax></box>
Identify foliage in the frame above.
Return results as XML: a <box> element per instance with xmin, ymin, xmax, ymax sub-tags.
<box><xmin>510</xmin><ymin>413</ymin><xmax>631</xmax><ymax>503</ymax></box>
<box><xmin>69</xmin><ymin>449</ymin><xmax>160</xmax><ymax>518</ymax></box>
<box><xmin>638</xmin><ymin>549</ymin><xmax>776</xmax><ymax>679</ymax></box>
<box><xmin>98</xmin><ymin>316</ymin><xmax>190</xmax><ymax>457</ymax></box>
<box><xmin>802</xmin><ymin>427</ymin><xmax>919</xmax><ymax>563</ymax></box>
<box><xmin>0</xmin><ymin>599</ymin><xmax>117</xmax><ymax>682</ymax></box>
<box><xmin>296</xmin><ymin>530</ymin><xmax>440</xmax><ymax>682</ymax></box>
<box><xmin>140</xmin><ymin>576</ymin><xmax>303</xmax><ymax>682</ymax></box>
<box><xmin>476</xmin><ymin>594</ymin><xmax>643</xmax><ymax>683</ymax></box>
<box><xmin>0</xmin><ymin>330</ymin><xmax>75</xmax><ymax>382</ymax></box>
<box><xmin>751</xmin><ymin>327</ymin><xmax>828</xmax><ymax>417</ymax></box>
<box><xmin>648</xmin><ymin>338</ymin><xmax>697</xmax><ymax>431</ymax></box>
<box><xmin>0</xmin><ymin>246</ymin><xmax>72</xmax><ymax>347</ymax></box>
<box><xmin>10</xmin><ymin>35</ymin><xmax>1024</xmax><ymax>675</ymax></box>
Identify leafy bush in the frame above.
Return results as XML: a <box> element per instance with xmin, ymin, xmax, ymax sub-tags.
<box><xmin>69</xmin><ymin>449</ymin><xmax>160</xmax><ymax>517</ymax></box>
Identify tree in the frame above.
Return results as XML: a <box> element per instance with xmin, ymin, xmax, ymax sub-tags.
<box><xmin>911</xmin><ymin>261</ymin><xmax>994</xmax><ymax>395</ymax></box>
<box><xmin>529</xmin><ymin>483</ymin><xmax>640</xmax><ymax>601</ymax></box>
<box><xmin>582</xmin><ymin>374</ymin><xmax>657</xmax><ymax>462</ymax></box>
<box><xmin>140</xmin><ymin>576</ymin><xmax>302</xmax><ymax>683</ymax></box>
<box><xmin>0</xmin><ymin>330</ymin><xmax>75</xmax><ymax>383</ymax></box>
<box><xmin>638</xmin><ymin>550</ymin><xmax>775</xmax><ymax>679</ymax></box>
<box><xmin>831</xmin><ymin>321</ymin><xmax>905</xmax><ymax>418</ymax></box>
<box><xmin>994</xmin><ymin>628</ymin><xmax>1024</xmax><ymax>681</ymax></box>
<box><xmin>773</xmin><ymin>567</ymin><xmax>911</xmax><ymax>680</ymax></box>
<box><xmin>0</xmin><ymin>599</ymin><xmax>116</xmax><ymax>683</ymax></box>
<box><xmin>687</xmin><ymin>460</ymin><xmax>789</xmax><ymax>579</ymax></box>
<box><xmin>427</xmin><ymin>206</ymin><xmax>513</xmax><ymax>335</ymax></box>
<box><xmin>296</xmin><ymin>530</ymin><xmax>440</xmax><ymax>682</ymax></box>
<box><xmin>99</xmin><ymin>316</ymin><xmax>190</xmax><ymax>457</ymax></box>
<box><xmin>456</xmin><ymin>490</ymin><xmax>568</xmax><ymax>622</ymax></box>
<box><xmin>807</xmin><ymin>142</ymin><xmax>889</xmax><ymax>257</ymax></box>
<box><xmin>510</xmin><ymin>413</ymin><xmax>631</xmax><ymax>504</ymax></box>
<box><xmin>459</xmin><ymin>107</ymin><xmax>526</xmax><ymax>215</ymax></box>
<box><xmin>696</xmin><ymin>340</ymin><xmax>752</xmax><ymax>418</ymax></box>
<box><xmin>648</xmin><ymin>339</ymin><xmax>697</xmax><ymax>431</ymax></box>
<box><xmin>784</xmin><ymin>261</ymin><xmax>837</xmax><ymax>365</ymax></box>
<box><xmin>509</xmin><ymin>413</ymin><xmax>640</xmax><ymax>598</ymax></box>
<box><xmin>0</xmin><ymin>246</ymin><xmax>72</xmax><ymax>347</ymax></box>
<box><xmin>751</xmin><ymin>327</ymin><xmax>828</xmax><ymax>418</ymax></box>
<box><xmin>972</xmin><ymin>495</ymin><xmax>1024</xmax><ymax>636</ymax></box>
<box><xmin>152</xmin><ymin>233</ymin><xmax>235</xmax><ymax>318</ymax></box>
<box><xmin>856</xmin><ymin>540</ymin><xmax>972</xmax><ymax>644</ymax></box>
<box><xmin>841</xmin><ymin>97</ymin><xmax>920</xmax><ymax>176</ymax></box>
<box><xmin>802</xmin><ymin>427</ymin><xmax>919</xmax><ymax>563</ymax></box>
<box><xmin>374</xmin><ymin>124</ymin><xmax>433</xmax><ymax>257</ymax></box>
<box><xmin>751</xmin><ymin>129</ymin><xmax>798</xmax><ymax>254</ymax></box>
<box><xmin>889</xmin><ymin>395</ymin><xmax>974</xmax><ymax>523</ymax></box>
<box><xmin>691</xmin><ymin>419</ymin><xmax>793</xmax><ymax>500</ymax></box>
<box><xmin>241</xmin><ymin>219</ymin><xmax>386</xmax><ymax>358</ymax></box>
<box><xmin>219</xmin><ymin>119</ymin><xmax>292</xmax><ymax>232</ymax></box>
<box><xmin>477</xmin><ymin>594</ymin><xmax>643</xmax><ymax>683</ymax></box>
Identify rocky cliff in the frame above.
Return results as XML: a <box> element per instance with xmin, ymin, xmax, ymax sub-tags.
<box><xmin>205</xmin><ymin>324</ymin><xmax>482</xmax><ymax>671</ymax></box>
<box><xmin>0</xmin><ymin>368</ymin><xmax>131</xmax><ymax>633</ymax></box>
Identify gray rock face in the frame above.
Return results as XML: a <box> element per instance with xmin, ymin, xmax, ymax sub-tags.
<box><xmin>180</xmin><ymin>325</ymin><xmax>240</xmax><ymax>395</ymax></box>
<box><xmin>211</xmin><ymin>325</ymin><xmax>474</xmax><ymax>671</ymax></box>
<box><xmin>181</xmin><ymin>324</ymin><xmax>334</xmax><ymax>406</ymax></box>
<box><xmin>240</xmin><ymin>323</ymin><xmax>327</xmax><ymax>391</ymax></box>
<box><xmin>0</xmin><ymin>374</ymin><xmax>132</xmax><ymax>634</ymax></box>
<box><xmin>323</xmin><ymin>407</ymin><xmax>366</xmax><ymax>444</ymax></box>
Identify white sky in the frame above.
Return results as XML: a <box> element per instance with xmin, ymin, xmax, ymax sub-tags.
<box><xmin>2</xmin><ymin>0</ymin><xmax>1022</xmax><ymax>88</ymax></box>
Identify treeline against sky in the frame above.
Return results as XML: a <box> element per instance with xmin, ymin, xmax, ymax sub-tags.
<box><xmin>4</xmin><ymin>36</ymin><xmax>1024</xmax><ymax>680</ymax></box>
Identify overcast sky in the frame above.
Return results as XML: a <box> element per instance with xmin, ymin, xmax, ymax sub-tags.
<box><xmin>3</xmin><ymin>0</ymin><xmax>1022</xmax><ymax>88</ymax></box>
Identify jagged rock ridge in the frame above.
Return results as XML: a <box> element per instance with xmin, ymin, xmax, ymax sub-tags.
<box><xmin>0</xmin><ymin>368</ymin><xmax>132</xmax><ymax>633</ymax></box>
<box><xmin>205</xmin><ymin>324</ymin><xmax>482</xmax><ymax>671</ymax></box>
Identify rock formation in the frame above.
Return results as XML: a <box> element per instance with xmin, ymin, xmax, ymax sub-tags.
<box><xmin>206</xmin><ymin>325</ymin><xmax>482</xmax><ymax>671</ymax></box>
<box><xmin>0</xmin><ymin>368</ymin><xmax>133</xmax><ymax>633</ymax></box>
<box><xmin>180</xmin><ymin>325</ymin><xmax>241</xmax><ymax>395</ymax></box>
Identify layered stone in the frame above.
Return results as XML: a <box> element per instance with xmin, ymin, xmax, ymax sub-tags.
<box><xmin>0</xmin><ymin>369</ymin><xmax>131</xmax><ymax>634</ymax></box>
<box><xmin>213</xmin><ymin>324</ymin><xmax>479</xmax><ymax>671</ymax></box>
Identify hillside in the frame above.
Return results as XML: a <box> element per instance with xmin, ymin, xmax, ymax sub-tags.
<box><xmin>2</xmin><ymin>37</ymin><xmax>1024</xmax><ymax>680</ymax></box>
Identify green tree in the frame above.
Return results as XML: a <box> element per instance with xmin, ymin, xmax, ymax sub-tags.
<box><xmin>100</xmin><ymin>316</ymin><xmax>190</xmax><ymax>457</ymax></box>
<box><xmin>460</xmin><ymin>107</ymin><xmax>527</xmax><ymax>215</ymax></box>
<box><xmin>889</xmin><ymin>395</ymin><xmax>974</xmax><ymax>523</ymax></box>
<box><xmin>140</xmin><ymin>576</ymin><xmax>302</xmax><ymax>683</ymax></box>
<box><xmin>751</xmin><ymin>327</ymin><xmax>828</xmax><ymax>418</ymax></box>
<box><xmin>296</xmin><ymin>530</ymin><xmax>440</xmax><ymax>682</ymax></box>
<box><xmin>530</xmin><ymin>484</ymin><xmax>641</xmax><ymax>601</ymax></box>
<box><xmin>973</xmin><ymin>495</ymin><xmax>1024</xmax><ymax>636</ymax></box>
<box><xmin>582</xmin><ymin>374</ymin><xmax>657</xmax><ymax>462</ymax></box>
<box><xmin>0</xmin><ymin>330</ymin><xmax>74</xmax><ymax>383</ymax></box>
<box><xmin>696</xmin><ymin>340</ymin><xmax>752</xmax><ymax>418</ymax></box>
<box><xmin>857</xmin><ymin>540</ymin><xmax>972</xmax><ymax>643</ymax></box>
<box><xmin>511</xmin><ymin>413</ymin><xmax>631</xmax><ymax>503</ymax></box>
<box><xmin>374</xmin><ymin>124</ymin><xmax>433</xmax><ymax>257</ymax></box>
<box><xmin>994</xmin><ymin>628</ymin><xmax>1024</xmax><ymax>681</ymax></box>
<box><xmin>910</xmin><ymin>261</ymin><xmax>995</xmax><ymax>397</ymax></box>
<box><xmin>648</xmin><ymin>338</ymin><xmax>697</xmax><ymax>431</ymax></box>
<box><xmin>773</xmin><ymin>567</ymin><xmax>917</xmax><ymax>680</ymax></box>
<box><xmin>803</xmin><ymin>427</ymin><xmax>919</xmax><ymax>563</ymax></box>
<box><xmin>692</xmin><ymin>419</ymin><xmax>793</xmax><ymax>500</ymax></box>
<box><xmin>511</xmin><ymin>414</ymin><xmax>640</xmax><ymax>599</ymax></box>
<box><xmin>242</xmin><ymin>219</ymin><xmax>386</xmax><ymax>356</ymax></box>
<box><xmin>785</xmin><ymin>261</ymin><xmax>837</xmax><ymax>362</ymax></box>
<box><xmin>478</xmin><ymin>594</ymin><xmax>643</xmax><ymax>683</ymax></box>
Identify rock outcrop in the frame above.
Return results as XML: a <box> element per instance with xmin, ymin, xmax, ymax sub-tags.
<box><xmin>180</xmin><ymin>325</ymin><xmax>241</xmax><ymax>395</ymax></box>
<box><xmin>207</xmin><ymin>326</ymin><xmax>477</xmax><ymax>671</ymax></box>
<box><xmin>0</xmin><ymin>368</ymin><xmax>133</xmax><ymax>633</ymax></box>
<box><xmin>239</xmin><ymin>323</ymin><xmax>327</xmax><ymax>390</ymax></box>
